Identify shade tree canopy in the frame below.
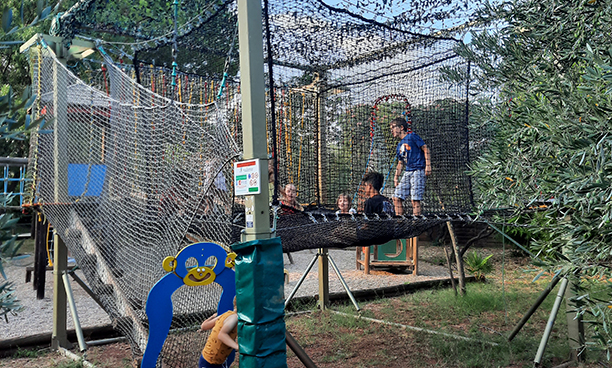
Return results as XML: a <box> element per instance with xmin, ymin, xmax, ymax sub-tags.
<box><xmin>452</xmin><ymin>0</ymin><xmax>612</xmax><ymax>352</ymax></box>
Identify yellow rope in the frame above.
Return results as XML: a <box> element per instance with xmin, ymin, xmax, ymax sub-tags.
<box><xmin>297</xmin><ymin>93</ymin><xmax>305</xmax><ymax>191</ymax></box>
<box><xmin>286</xmin><ymin>95</ymin><xmax>292</xmax><ymax>183</ymax></box>
<box><xmin>209</xmin><ymin>81</ymin><xmax>215</xmax><ymax>104</ymax></box>
<box><xmin>200</xmin><ymin>78</ymin><xmax>204</xmax><ymax>125</ymax></box>
<box><xmin>27</xmin><ymin>44</ymin><xmax>44</xmax><ymax>206</ymax></box>
<box><xmin>150</xmin><ymin>64</ymin><xmax>155</xmax><ymax>103</ymax></box>
<box><xmin>200</xmin><ymin>77</ymin><xmax>204</xmax><ymax>125</ymax></box>
<box><xmin>181</xmin><ymin>76</ymin><xmax>186</xmax><ymax>144</ymax></box>
<box><xmin>45</xmin><ymin>217</ymin><xmax>52</xmax><ymax>267</ymax></box>
<box><xmin>188</xmin><ymin>76</ymin><xmax>193</xmax><ymax>105</ymax></box>
<box><xmin>177</xmin><ymin>75</ymin><xmax>183</xmax><ymax>103</ymax></box>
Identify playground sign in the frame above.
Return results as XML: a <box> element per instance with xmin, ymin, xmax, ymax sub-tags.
<box><xmin>234</xmin><ymin>159</ymin><xmax>261</xmax><ymax>196</ymax></box>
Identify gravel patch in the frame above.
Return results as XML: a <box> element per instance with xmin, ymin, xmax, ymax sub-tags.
<box><xmin>1</xmin><ymin>257</ymin><xmax>111</xmax><ymax>341</ymax></box>
<box><xmin>1</xmin><ymin>245</ymin><xmax>451</xmax><ymax>342</ymax></box>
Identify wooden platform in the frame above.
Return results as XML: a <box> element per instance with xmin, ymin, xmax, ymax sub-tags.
<box><xmin>25</xmin><ymin>265</ymin><xmax>52</xmax><ymax>283</ymax></box>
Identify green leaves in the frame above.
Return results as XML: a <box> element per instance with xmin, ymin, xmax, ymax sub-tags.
<box><xmin>1</xmin><ymin>0</ymin><xmax>58</xmax><ymax>42</ymax></box>
<box><xmin>464</xmin><ymin>251</ymin><xmax>493</xmax><ymax>280</ymax></box>
<box><xmin>0</xmin><ymin>280</ymin><xmax>22</xmax><ymax>322</ymax></box>
<box><xmin>461</xmin><ymin>0</ymin><xmax>612</xmax><ymax>353</ymax></box>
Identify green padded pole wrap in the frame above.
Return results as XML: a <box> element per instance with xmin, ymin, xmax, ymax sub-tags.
<box><xmin>232</xmin><ymin>237</ymin><xmax>287</xmax><ymax>368</ymax></box>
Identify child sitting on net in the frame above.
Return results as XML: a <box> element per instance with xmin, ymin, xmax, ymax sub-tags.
<box><xmin>335</xmin><ymin>193</ymin><xmax>357</xmax><ymax>215</ymax></box>
<box><xmin>280</xmin><ymin>183</ymin><xmax>304</xmax><ymax>212</ymax></box>
<box><xmin>361</xmin><ymin>171</ymin><xmax>395</xmax><ymax>216</ymax></box>
<box><xmin>198</xmin><ymin>297</ymin><xmax>238</xmax><ymax>368</ymax></box>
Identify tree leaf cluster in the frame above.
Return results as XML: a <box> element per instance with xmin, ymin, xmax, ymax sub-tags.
<box><xmin>453</xmin><ymin>0</ymin><xmax>612</xmax><ymax>353</ymax></box>
<box><xmin>0</xmin><ymin>208</ymin><xmax>25</xmax><ymax>322</ymax></box>
<box><xmin>0</xmin><ymin>81</ymin><xmax>45</xmax><ymax>322</ymax></box>
<box><xmin>0</xmin><ymin>85</ymin><xmax>45</xmax><ymax>141</ymax></box>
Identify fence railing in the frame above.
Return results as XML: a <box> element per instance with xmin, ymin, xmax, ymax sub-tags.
<box><xmin>0</xmin><ymin>157</ymin><xmax>30</xmax><ymax>209</ymax></box>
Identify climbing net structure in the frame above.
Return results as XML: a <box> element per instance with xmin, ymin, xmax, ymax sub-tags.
<box><xmin>261</xmin><ymin>1</ymin><xmax>477</xmax><ymax>251</ymax></box>
<box><xmin>27</xmin><ymin>45</ymin><xmax>240</xmax><ymax>365</ymax></box>
<box><xmin>23</xmin><ymin>0</ymin><xmax>491</xmax><ymax>366</ymax></box>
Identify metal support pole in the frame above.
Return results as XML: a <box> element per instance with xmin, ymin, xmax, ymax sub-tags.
<box><xmin>62</xmin><ymin>272</ymin><xmax>87</xmax><ymax>352</ymax></box>
<box><xmin>285</xmin><ymin>331</ymin><xmax>318</xmax><ymax>368</ymax></box>
<box><xmin>68</xmin><ymin>269</ymin><xmax>106</xmax><ymax>311</ymax></box>
<box><xmin>238</xmin><ymin>0</ymin><xmax>270</xmax><ymax>243</ymax></box>
<box><xmin>285</xmin><ymin>254</ymin><xmax>319</xmax><ymax>307</ymax></box>
<box><xmin>534</xmin><ymin>277</ymin><xmax>569</xmax><ymax>366</ymax></box>
<box><xmin>317</xmin><ymin>248</ymin><xmax>329</xmax><ymax>310</ymax></box>
<box><xmin>285</xmin><ymin>250</ymin><xmax>360</xmax><ymax>312</ymax></box>
<box><xmin>51</xmin><ymin>40</ymin><xmax>70</xmax><ymax>350</ymax></box>
<box><xmin>236</xmin><ymin>2</ymin><xmax>285</xmax><ymax>367</ymax></box>
<box><xmin>328</xmin><ymin>254</ymin><xmax>360</xmax><ymax>311</ymax></box>
<box><xmin>508</xmin><ymin>276</ymin><xmax>561</xmax><ymax>341</ymax></box>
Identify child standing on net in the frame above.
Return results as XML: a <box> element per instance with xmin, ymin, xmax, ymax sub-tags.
<box><xmin>198</xmin><ymin>298</ymin><xmax>238</xmax><ymax>368</ymax></box>
<box><xmin>391</xmin><ymin>117</ymin><xmax>431</xmax><ymax>216</ymax></box>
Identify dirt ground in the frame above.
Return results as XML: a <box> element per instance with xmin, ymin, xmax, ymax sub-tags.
<box><xmin>0</xmin><ymin>247</ymin><xmax>602</xmax><ymax>368</ymax></box>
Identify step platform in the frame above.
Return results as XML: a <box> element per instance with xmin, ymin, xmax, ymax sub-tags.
<box><xmin>356</xmin><ymin>237</ymin><xmax>418</xmax><ymax>275</ymax></box>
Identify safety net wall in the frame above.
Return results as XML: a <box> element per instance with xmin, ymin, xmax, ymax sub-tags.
<box><xmin>262</xmin><ymin>1</ymin><xmax>473</xmax><ymax>252</ymax></box>
<box><xmin>27</xmin><ymin>45</ymin><xmax>240</xmax><ymax>366</ymax></box>
<box><xmin>24</xmin><ymin>0</ymin><xmax>479</xmax><ymax>365</ymax></box>
<box><xmin>265</xmin><ymin>1</ymin><xmax>471</xmax><ymax>215</ymax></box>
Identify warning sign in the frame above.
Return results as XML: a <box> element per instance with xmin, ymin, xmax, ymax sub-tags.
<box><xmin>234</xmin><ymin>159</ymin><xmax>261</xmax><ymax>196</ymax></box>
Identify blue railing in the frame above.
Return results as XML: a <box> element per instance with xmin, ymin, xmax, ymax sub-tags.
<box><xmin>0</xmin><ymin>157</ymin><xmax>30</xmax><ymax>208</ymax></box>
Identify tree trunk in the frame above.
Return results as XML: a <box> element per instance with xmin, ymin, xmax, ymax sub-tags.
<box><xmin>446</xmin><ymin>221</ymin><xmax>466</xmax><ymax>295</ymax></box>
<box><xmin>443</xmin><ymin>246</ymin><xmax>457</xmax><ymax>296</ymax></box>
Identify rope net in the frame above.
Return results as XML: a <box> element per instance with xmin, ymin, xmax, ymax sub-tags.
<box><xmin>27</xmin><ymin>46</ymin><xmax>239</xmax><ymax>366</ymax></box>
<box><xmin>24</xmin><ymin>0</ymin><xmax>483</xmax><ymax>366</ymax></box>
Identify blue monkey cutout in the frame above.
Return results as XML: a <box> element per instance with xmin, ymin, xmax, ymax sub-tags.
<box><xmin>141</xmin><ymin>242</ymin><xmax>236</xmax><ymax>368</ymax></box>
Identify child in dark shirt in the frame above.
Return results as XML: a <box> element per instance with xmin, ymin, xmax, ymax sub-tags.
<box><xmin>361</xmin><ymin>171</ymin><xmax>395</xmax><ymax>216</ymax></box>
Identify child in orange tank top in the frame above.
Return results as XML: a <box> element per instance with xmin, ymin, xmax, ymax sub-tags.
<box><xmin>198</xmin><ymin>298</ymin><xmax>238</xmax><ymax>368</ymax></box>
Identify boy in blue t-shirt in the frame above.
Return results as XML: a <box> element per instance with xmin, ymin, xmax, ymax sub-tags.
<box><xmin>390</xmin><ymin>117</ymin><xmax>431</xmax><ymax>216</ymax></box>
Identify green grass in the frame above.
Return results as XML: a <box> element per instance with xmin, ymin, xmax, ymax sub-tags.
<box><xmin>12</xmin><ymin>347</ymin><xmax>47</xmax><ymax>358</ymax></box>
<box><xmin>285</xmin><ymin>267</ymin><xmax>612</xmax><ymax>367</ymax></box>
<box><xmin>287</xmin><ymin>298</ymin><xmax>318</xmax><ymax>313</ymax></box>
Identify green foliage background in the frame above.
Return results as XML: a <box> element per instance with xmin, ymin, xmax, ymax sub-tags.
<box><xmin>453</xmin><ymin>0</ymin><xmax>612</xmax><ymax>354</ymax></box>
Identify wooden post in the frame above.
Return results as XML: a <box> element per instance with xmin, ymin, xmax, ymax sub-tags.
<box><xmin>18</xmin><ymin>33</ymin><xmax>103</xmax><ymax>351</ymax></box>
<box><xmin>446</xmin><ymin>221</ymin><xmax>465</xmax><ymax>295</ymax></box>
<box><xmin>410</xmin><ymin>237</ymin><xmax>419</xmax><ymax>276</ymax></box>
<box><xmin>317</xmin><ymin>248</ymin><xmax>329</xmax><ymax>310</ymax></box>
<box><xmin>33</xmin><ymin>213</ymin><xmax>48</xmax><ymax>299</ymax></box>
